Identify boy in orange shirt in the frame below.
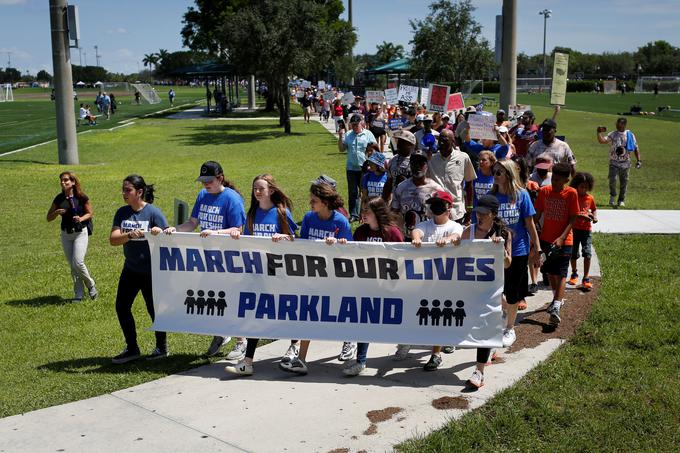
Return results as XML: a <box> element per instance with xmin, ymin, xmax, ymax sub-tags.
<box><xmin>534</xmin><ymin>163</ymin><xmax>580</xmax><ymax>326</ymax></box>
<box><xmin>568</xmin><ymin>172</ymin><xmax>598</xmax><ymax>291</ymax></box>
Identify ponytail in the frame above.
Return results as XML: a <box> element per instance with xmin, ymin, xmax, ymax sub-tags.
<box><xmin>123</xmin><ymin>174</ymin><xmax>155</xmax><ymax>204</ymax></box>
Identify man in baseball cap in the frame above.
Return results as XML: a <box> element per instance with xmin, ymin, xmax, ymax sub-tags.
<box><xmin>196</xmin><ymin>160</ymin><xmax>223</xmax><ymax>182</ymax></box>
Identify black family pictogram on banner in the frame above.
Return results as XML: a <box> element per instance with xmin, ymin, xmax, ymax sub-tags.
<box><xmin>183</xmin><ymin>289</ymin><xmax>227</xmax><ymax>316</ymax></box>
<box><xmin>417</xmin><ymin>299</ymin><xmax>466</xmax><ymax>327</ymax></box>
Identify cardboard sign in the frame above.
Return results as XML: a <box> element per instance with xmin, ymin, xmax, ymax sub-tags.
<box><xmin>341</xmin><ymin>92</ymin><xmax>356</xmax><ymax>105</ymax></box>
<box><xmin>388</xmin><ymin>118</ymin><xmax>402</xmax><ymax>130</ymax></box>
<box><xmin>447</xmin><ymin>92</ymin><xmax>465</xmax><ymax>112</ymax></box>
<box><xmin>397</xmin><ymin>85</ymin><xmax>419</xmax><ymax>104</ymax></box>
<box><xmin>323</xmin><ymin>91</ymin><xmax>336</xmax><ymax>102</ymax></box>
<box><xmin>507</xmin><ymin>104</ymin><xmax>531</xmax><ymax>120</ymax></box>
<box><xmin>301</xmin><ymin>80</ymin><xmax>311</xmax><ymax>89</ymax></box>
<box><xmin>366</xmin><ymin>90</ymin><xmax>385</xmax><ymax>104</ymax></box>
<box><xmin>428</xmin><ymin>84</ymin><xmax>451</xmax><ymax>113</ymax></box>
<box><xmin>384</xmin><ymin>88</ymin><xmax>398</xmax><ymax>105</ymax></box>
<box><xmin>468</xmin><ymin>114</ymin><xmax>497</xmax><ymax>140</ymax></box>
<box><xmin>419</xmin><ymin>87</ymin><xmax>429</xmax><ymax>107</ymax></box>
<box><xmin>550</xmin><ymin>52</ymin><xmax>569</xmax><ymax>105</ymax></box>
<box><xmin>318</xmin><ymin>80</ymin><xmax>326</xmax><ymax>90</ymax></box>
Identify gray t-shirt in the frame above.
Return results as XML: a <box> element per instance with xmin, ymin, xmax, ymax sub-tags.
<box><xmin>427</xmin><ymin>150</ymin><xmax>476</xmax><ymax>220</ymax></box>
<box><xmin>391</xmin><ymin>178</ymin><xmax>444</xmax><ymax>238</ymax></box>
<box><xmin>112</xmin><ymin>203</ymin><xmax>168</xmax><ymax>274</ymax></box>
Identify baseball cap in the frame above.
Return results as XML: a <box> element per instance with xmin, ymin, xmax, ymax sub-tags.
<box><xmin>422</xmin><ymin>114</ymin><xmax>433</xmax><ymax>122</ymax></box>
<box><xmin>196</xmin><ymin>161</ymin><xmax>223</xmax><ymax>182</ymax></box>
<box><xmin>415</xmin><ymin>114</ymin><xmax>426</xmax><ymax>122</ymax></box>
<box><xmin>465</xmin><ymin>106</ymin><xmax>477</xmax><ymax>113</ymax></box>
<box><xmin>541</xmin><ymin>119</ymin><xmax>557</xmax><ymax>130</ymax></box>
<box><xmin>349</xmin><ymin>114</ymin><xmax>363</xmax><ymax>124</ymax></box>
<box><xmin>409</xmin><ymin>152</ymin><xmax>428</xmax><ymax>167</ymax></box>
<box><xmin>311</xmin><ymin>174</ymin><xmax>337</xmax><ymax>188</ymax></box>
<box><xmin>426</xmin><ymin>190</ymin><xmax>454</xmax><ymax>205</ymax></box>
<box><xmin>393</xmin><ymin>129</ymin><xmax>416</xmax><ymax>145</ymax></box>
<box><xmin>475</xmin><ymin>194</ymin><xmax>500</xmax><ymax>214</ymax></box>
<box><xmin>442</xmin><ymin>113</ymin><xmax>450</xmax><ymax>120</ymax></box>
<box><xmin>522</xmin><ymin>110</ymin><xmax>535</xmax><ymax>119</ymax></box>
<box><xmin>496</xmin><ymin>109</ymin><xmax>506</xmax><ymax>114</ymax></box>
<box><xmin>534</xmin><ymin>153</ymin><xmax>553</xmax><ymax>170</ymax></box>
<box><xmin>367</xmin><ymin>152</ymin><xmax>386</xmax><ymax>168</ymax></box>
<box><xmin>498</xmin><ymin>125</ymin><xmax>509</xmax><ymax>134</ymax></box>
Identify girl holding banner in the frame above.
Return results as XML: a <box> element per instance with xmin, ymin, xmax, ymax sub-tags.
<box><xmin>163</xmin><ymin>161</ymin><xmax>247</xmax><ymax>360</ymax></box>
<box><xmin>109</xmin><ymin>175</ymin><xmax>169</xmax><ymax>364</ymax></box>
<box><xmin>224</xmin><ymin>175</ymin><xmax>298</xmax><ymax>376</ymax></box>
<box><xmin>278</xmin><ymin>180</ymin><xmax>353</xmax><ymax>375</ymax></box>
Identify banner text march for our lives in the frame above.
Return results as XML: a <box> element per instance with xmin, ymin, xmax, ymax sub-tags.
<box><xmin>148</xmin><ymin>234</ymin><xmax>505</xmax><ymax>347</ymax></box>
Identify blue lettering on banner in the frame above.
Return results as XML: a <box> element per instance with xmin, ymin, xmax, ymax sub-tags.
<box><xmin>404</xmin><ymin>257</ymin><xmax>496</xmax><ymax>281</ymax></box>
<box><xmin>237</xmin><ymin>292</ymin><xmax>404</xmax><ymax>325</ymax></box>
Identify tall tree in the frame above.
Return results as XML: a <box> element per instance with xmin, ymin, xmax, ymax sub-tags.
<box><xmin>635</xmin><ymin>40</ymin><xmax>680</xmax><ymax>75</ymax></box>
<box><xmin>218</xmin><ymin>0</ymin><xmax>355</xmax><ymax>133</ymax></box>
<box><xmin>142</xmin><ymin>53</ymin><xmax>159</xmax><ymax>73</ymax></box>
<box><xmin>36</xmin><ymin>70</ymin><xmax>53</xmax><ymax>82</ymax></box>
<box><xmin>375</xmin><ymin>41</ymin><xmax>405</xmax><ymax>65</ymax></box>
<box><xmin>409</xmin><ymin>0</ymin><xmax>493</xmax><ymax>83</ymax></box>
<box><xmin>157</xmin><ymin>49</ymin><xmax>170</xmax><ymax>64</ymax></box>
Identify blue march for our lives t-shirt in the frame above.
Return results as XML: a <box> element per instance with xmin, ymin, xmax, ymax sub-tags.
<box><xmin>244</xmin><ymin>206</ymin><xmax>298</xmax><ymax>237</ymax></box>
<box><xmin>191</xmin><ymin>188</ymin><xmax>246</xmax><ymax>231</ymax></box>
<box><xmin>361</xmin><ymin>171</ymin><xmax>388</xmax><ymax>199</ymax></box>
<box><xmin>494</xmin><ymin>189</ymin><xmax>535</xmax><ymax>256</ymax></box>
<box><xmin>473</xmin><ymin>171</ymin><xmax>494</xmax><ymax>206</ymax></box>
<box><xmin>113</xmin><ymin>203</ymin><xmax>169</xmax><ymax>274</ymax></box>
<box><xmin>300</xmin><ymin>211</ymin><xmax>353</xmax><ymax>241</ymax></box>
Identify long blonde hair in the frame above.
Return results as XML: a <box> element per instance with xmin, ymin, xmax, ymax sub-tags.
<box><xmin>491</xmin><ymin>159</ymin><xmax>522</xmax><ymax>203</ymax></box>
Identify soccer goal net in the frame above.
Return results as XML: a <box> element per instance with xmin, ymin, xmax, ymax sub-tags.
<box><xmin>461</xmin><ymin>80</ymin><xmax>483</xmax><ymax>98</ymax></box>
<box><xmin>635</xmin><ymin>76</ymin><xmax>680</xmax><ymax>93</ymax></box>
<box><xmin>131</xmin><ymin>83</ymin><xmax>161</xmax><ymax>104</ymax></box>
<box><xmin>516</xmin><ymin>77</ymin><xmax>551</xmax><ymax>93</ymax></box>
<box><xmin>101</xmin><ymin>82</ymin><xmax>131</xmax><ymax>93</ymax></box>
<box><xmin>0</xmin><ymin>84</ymin><xmax>14</xmax><ymax>102</ymax></box>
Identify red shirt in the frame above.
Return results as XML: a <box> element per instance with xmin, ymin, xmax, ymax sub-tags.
<box><xmin>535</xmin><ymin>185</ymin><xmax>580</xmax><ymax>245</ymax></box>
<box><xmin>353</xmin><ymin>224</ymin><xmax>404</xmax><ymax>242</ymax></box>
<box><xmin>573</xmin><ymin>193</ymin><xmax>597</xmax><ymax>231</ymax></box>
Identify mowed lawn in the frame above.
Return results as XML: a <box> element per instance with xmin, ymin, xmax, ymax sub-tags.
<box><xmin>0</xmin><ymin>86</ymin><xmax>206</xmax><ymax>154</ymax></box>
<box><xmin>0</xmin><ymin>96</ymin><xmax>678</xmax><ymax>451</ymax></box>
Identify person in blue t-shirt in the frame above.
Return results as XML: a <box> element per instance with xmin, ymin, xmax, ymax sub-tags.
<box><xmin>471</xmin><ymin>150</ymin><xmax>497</xmax><ymax>224</ymax></box>
<box><xmin>279</xmin><ymin>179</ymin><xmax>353</xmax><ymax>376</ymax></box>
<box><xmin>462</xmin><ymin>122</ymin><xmax>510</xmax><ymax>166</ymax></box>
<box><xmin>489</xmin><ymin>160</ymin><xmax>541</xmax><ymax>348</ymax></box>
<box><xmin>164</xmin><ymin>161</ymin><xmax>246</xmax><ymax>359</ymax></box>
<box><xmin>109</xmin><ymin>175</ymin><xmax>169</xmax><ymax>364</ymax></box>
<box><xmin>224</xmin><ymin>174</ymin><xmax>298</xmax><ymax>377</ymax></box>
<box><xmin>360</xmin><ymin>151</ymin><xmax>388</xmax><ymax>206</ymax></box>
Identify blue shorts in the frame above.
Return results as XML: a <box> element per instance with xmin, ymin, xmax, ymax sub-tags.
<box><xmin>571</xmin><ymin>229</ymin><xmax>593</xmax><ymax>259</ymax></box>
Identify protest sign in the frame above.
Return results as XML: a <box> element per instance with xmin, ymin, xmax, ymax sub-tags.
<box><xmin>318</xmin><ymin>80</ymin><xmax>326</xmax><ymax>90</ymax></box>
<box><xmin>341</xmin><ymin>91</ymin><xmax>355</xmax><ymax>105</ymax></box>
<box><xmin>447</xmin><ymin>92</ymin><xmax>465</xmax><ymax>112</ymax></box>
<box><xmin>419</xmin><ymin>87</ymin><xmax>429</xmax><ymax>108</ymax></box>
<box><xmin>427</xmin><ymin>84</ymin><xmax>451</xmax><ymax>113</ymax></box>
<box><xmin>603</xmin><ymin>80</ymin><xmax>617</xmax><ymax>94</ymax></box>
<box><xmin>366</xmin><ymin>90</ymin><xmax>385</xmax><ymax>104</ymax></box>
<box><xmin>468</xmin><ymin>114</ymin><xmax>497</xmax><ymax>140</ymax></box>
<box><xmin>397</xmin><ymin>85</ymin><xmax>419</xmax><ymax>104</ymax></box>
<box><xmin>149</xmin><ymin>234</ymin><xmax>504</xmax><ymax>347</ymax></box>
<box><xmin>323</xmin><ymin>91</ymin><xmax>336</xmax><ymax>102</ymax></box>
<box><xmin>384</xmin><ymin>88</ymin><xmax>399</xmax><ymax>105</ymax></box>
<box><xmin>550</xmin><ymin>52</ymin><xmax>569</xmax><ymax>105</ymax></box>
<box><xmin>388</xmin><ymin>118</ymin><xmax>402</xmax><ymax>130</ymax></box>
<box><xmin>301</xmin><ymin>80</ymin><xmax>311</xmax><ymax>89</ymax></box>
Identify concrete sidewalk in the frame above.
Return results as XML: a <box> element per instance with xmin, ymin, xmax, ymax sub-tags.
<box><xmin>0</xmin><ymin>255</ymin><xmax>599</xmax><ymax>453</ymax></box>
<box><xmin>593</xmin><ymin>209</ymin><xmax>680</xmax><ymax>233</ymax></box>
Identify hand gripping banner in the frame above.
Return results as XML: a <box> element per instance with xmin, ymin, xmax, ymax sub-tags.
<box><xmin>148</xmin><ymin>234</ymin><xmax>504</xmax><ymax>347</ymax></box>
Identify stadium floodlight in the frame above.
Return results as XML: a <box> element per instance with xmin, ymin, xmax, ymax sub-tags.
<box><xmin>539</xmin><ymin>9</ymin><xmax>552</xmax><ymax>78</ymax></box>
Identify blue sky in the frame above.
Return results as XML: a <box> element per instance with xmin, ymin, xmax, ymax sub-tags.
<box><xmin>1</xmin><ymin>0</ymin><xmax>678</xmax><ymax>75</ymax></box>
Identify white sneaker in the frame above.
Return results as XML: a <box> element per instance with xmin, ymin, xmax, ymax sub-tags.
<box><xmin>225</xmin><ymin>341</ymin><xmax>247</xmax><ymax>361</ymax></box>
<box><xmin>393</xmin><ymin>344</ymin><xmax>411</xmax><ymax>361</ymax></box>
<box><xmin>342</xmin><ymin>361</ymin><xmax>366</xmax><ymax>377</ymax></box>
<box><xmin>609</xmin><ymin>196</ymin><xmax>616</xmax><ymax>206</ymax></box>
<box><xmin>338</xmin><ymin>342</ymin><xmax>357</xmax><ymax>361</ymax></box>
<box><xmin>281</xmin><ymin>343</ymin><xmax>299</xmax><ymax>363</ymax></box>
<box><xmin>279</xmin><ymin>357</ymin><xmax>308</xmax><ymax>375</ymax></box>
<box><xmin>618</xmin><ymin>201</ymin><xmax>625</xmax><ymax>207</ymax></box>
<box><xmin>225</xmin><ymin>360</ymin><xmax>253</xmax><ymax>376</ymax></box>
<box><xmin>468</xmin><ymin>369</ymin><xmax>485</xmax><ymax>388</ymax></box>
<box><xmin>206</xmin><ymin>336</ymin><xmax>231</xmax><ymax>357</ymax></box>
<box><xmin>502</xmin><ymin>328</ymin><xmax>517</xmax><ymax>347</ymax></box>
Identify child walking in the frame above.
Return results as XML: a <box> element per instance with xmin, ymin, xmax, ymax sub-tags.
<box><xmin>567</xmin><ymin>172</ymin><xmax>598</xmax><ymax>291</ymax></box>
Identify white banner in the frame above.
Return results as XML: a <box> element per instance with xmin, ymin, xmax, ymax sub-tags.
<box><xmin>384</xmin><ymin>87</ymin><xmax>399</xmax><ymax>105</ymax></box>
<box><xmin>365</xmin><ymin>90</ymin><xmax>385</xmax><ymax>104</ymax></box>
<box><xmin>148</xmin><ymin>234</ymin><xmax>503</xmax><ymax>347</ymax></box>
<box><xmin>468</xmin><ymin>113</ymin><xmax>497</xmax><ymax>140</ymax></box>
<box><xmin>341</xmin><ymin>91</ymin><xmax>355</xmax><ymax>105</ymax></box>
<box><xmin>397</xmin><ymin>85</ymin><xmax>419</xmax><ymax>104</ymax></box>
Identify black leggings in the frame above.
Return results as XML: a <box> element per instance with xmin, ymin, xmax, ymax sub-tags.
<box><xmin>115</xmin><ymin>266</ymin><xmax>166</xmax><ymax>351</ymax></box>
<box><xmin>245</xmin><ymin>338</ymin><xmax>259</xmax><ymax>359</ymax></box>
<box><xmin>477</xmin><ymin>348</ymin><xmax>491</xmax><ymax>364</ymax></box>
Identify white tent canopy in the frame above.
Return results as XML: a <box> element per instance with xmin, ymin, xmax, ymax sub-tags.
<box><xmin>75</xmin><ymin>81</ymin><xmax>86</xmax><ymax>86</ymax></box>
<box><xmin>94</xmin><ymin>81</ymin><xmax>103</xmax><ymax>86</ymax></box>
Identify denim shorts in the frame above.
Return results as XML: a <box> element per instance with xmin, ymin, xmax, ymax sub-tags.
<box><xmin>571</xmin><ymin>229</ymin><xmax>593</xmax><ymax>259</ymax></box>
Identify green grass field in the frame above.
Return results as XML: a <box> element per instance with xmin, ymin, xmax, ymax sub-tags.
<box><xmin>0</xmin><ymin>93</ymin><xmax>679</xmax><ymax>451</ymax></box>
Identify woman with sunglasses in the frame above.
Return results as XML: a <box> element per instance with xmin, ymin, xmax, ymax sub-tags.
<box><xmin>490</xmin><ymin>160</ymin><xmax>541</xmax><ymax>347</ymax></box>
<box><xmin>47</xmin><ymin>171</ymin><xmax>97</xmax><ymax>302</ymax></box>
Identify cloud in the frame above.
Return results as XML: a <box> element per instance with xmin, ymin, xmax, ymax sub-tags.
<box><xmin>107</xmin><ymin>28</ymin><xmax>128</xmax><ymax>34</ymax></box>
<box><xmin>0</xmin><ymin>47</ymin><xmax>32</xmax><ymax>60</ymax></box>
<box><xmin>0</xmin><ymin>0</ymin><xmax>27</xmax><ymax>5</ymax></box>
<box><xmin>114</xmin><ymin>48</ymin><xmax>134</xmax><ymax>58</ymax></box>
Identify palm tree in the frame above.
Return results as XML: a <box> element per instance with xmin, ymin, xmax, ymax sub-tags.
<box><xmin>375</xmin><ymin>41</ymin><xmax>405</xmax><ymax>65</ymax></box>
<box><xmin>142</xmin><ymin>53</ymin><xmax>160</xmax><ymax>72</ymax></box>
<box><xmin>157</xmin><ymin>49</ymin><xmax>170</xmax><ymax>64</ymax></box>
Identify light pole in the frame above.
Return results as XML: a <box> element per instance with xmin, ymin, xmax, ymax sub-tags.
<box><xmin>539</xmin><ymin>9</ymin><xmax>552</xmax><ymax>80</ymax></box>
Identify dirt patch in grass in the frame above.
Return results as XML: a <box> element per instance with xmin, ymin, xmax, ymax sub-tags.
<box><xmin>326</xmin><ymin>449</ymin><xmax>349</xmax><ymax>453</ymax></box>
<box><xmin>431</xmin><ymin>396</ymin><xmax>470</xmax><ymax>410</ymax></box>
<box><xmin>509</xmin><ymin>278</ymin><xmax>601</xmax><ymax>353</ymax></box>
